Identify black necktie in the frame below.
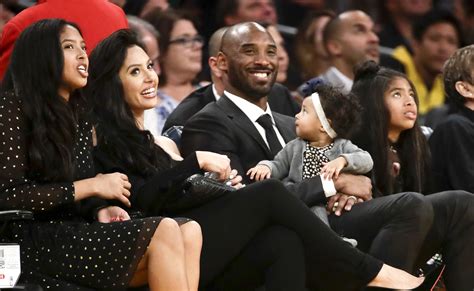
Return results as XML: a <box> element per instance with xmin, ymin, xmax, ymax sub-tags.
<box><xmin>256</xmin><ymin>114</ymin><xmax>283</xmax><ymax>156</ymax></box>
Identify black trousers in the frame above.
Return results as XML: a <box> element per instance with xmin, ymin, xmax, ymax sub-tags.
<box><xmin>418</xmin><ymin>191</ymin><xmax>474</xmax><ymax>290</ymax></box>
<box><xmin>324</xmin><ymin>190</ymin><xmax>474</xmax><ymax>291</ymax></box>
<box><xmin>181</xmin><ymin>179</ymin><xmax>382</xmax><ymax>290</ymax></box>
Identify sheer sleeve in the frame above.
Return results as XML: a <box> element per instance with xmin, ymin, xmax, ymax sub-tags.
<box><xmin>0</xmin><ymin>94</ymin><xmax>75</xmax><ymax>212</ymax></box>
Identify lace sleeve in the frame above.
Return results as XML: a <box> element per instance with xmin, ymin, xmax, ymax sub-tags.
<box><xmin>0</xmin><ymin>93</ymin><xmax>74</xmax><ymax>212</ymax></box>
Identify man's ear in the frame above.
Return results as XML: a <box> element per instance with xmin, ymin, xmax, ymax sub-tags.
<box><xmin>209</xmin><ymin>56</ymin><xmax>223</xmax><ymax>78</ymax></box>
<box><xmin>455</xmin><ymin>80</ymin><xmax>474</xmax><ymax>98</ymax></box>
<box><xmin>326</xmin><ymin>39</ymin><xmax>342</xmax><ymax>57</ymax></box>
<box><xmin>216</xmin><ymin>52</ymin><xmax>228</xmax><ymax>72</ymax></box>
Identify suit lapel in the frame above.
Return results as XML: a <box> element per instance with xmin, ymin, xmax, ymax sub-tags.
<box><xmin>217</xmin><ymin>95</ymin><xmax>274</xmax><ymax>158</ymax></box>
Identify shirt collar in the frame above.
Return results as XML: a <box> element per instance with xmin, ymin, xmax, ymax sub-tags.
<box><xmin>224</xmin><ymin>90</ymin><xmax>275</xmax><ymax>124</ymax></box>
<box><xmin>212</xmin><ymin>84</ymin><xmax>221</xmax><ymax>101</ymax></box>
<box><xmin>328</xmin><ymin>66</ymin><xmax>353</xmax><ymax>93</ymax></box>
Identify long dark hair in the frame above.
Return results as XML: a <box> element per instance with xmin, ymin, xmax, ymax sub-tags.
<box><xmin>351</xmin><ymin>61</ymin><xmax>431</xmax><ymax>195</ymax></box>
<box><xmin>86</xmin><ymin>29</ymin><xmax>172</xmax><ymax>177</ymax></box>
<box><xmin>1</xmin><ymin>19</ymin><xmax>84</xmax><ymax>182</ymax></box>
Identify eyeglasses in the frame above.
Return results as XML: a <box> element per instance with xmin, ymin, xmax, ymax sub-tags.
<box><xmin>169</xmin><ymin>35</ymin><xmax>204</xmax><ymax>48</ymax></box>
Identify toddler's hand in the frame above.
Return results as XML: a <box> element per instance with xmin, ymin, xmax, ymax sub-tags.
<box><xmin>321</xmin><ymin>157</ymin><xmax>347</xmax><ymax>179</ymax></box>
<box><xmin>246</xmin><ymin>165</ymin><xmax>271</xmax><ymax>181</ymax></box>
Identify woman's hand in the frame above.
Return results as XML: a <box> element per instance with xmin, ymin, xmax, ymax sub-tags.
<box><xmin>97</xmin><ymin>206</ymin><xmax>131</xmax><ymax>223</ymax></box>
<box><xmin>228</xmin><ymin>169</ymin><xmax>245</xmax><ymax>189</ymax></box>
<box><xmin>196</xmin><ymin>151</ymin><xmax>231</xmax><ymax>180</ymax></box>
<box><xmin>94</xmin><ymin>173</ymin><xmax>132</xmax><ymax>207</ymax></box>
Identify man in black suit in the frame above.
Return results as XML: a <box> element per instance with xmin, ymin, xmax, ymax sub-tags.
<box><xmin>180</xmin><ymin>22</ymin><xmax>433</xmax><ymax>289</ymax></box>
<box><xmin>162</xmin><ymin>26</ymin><xmax>300</xmax><ymax>134</ymax></box>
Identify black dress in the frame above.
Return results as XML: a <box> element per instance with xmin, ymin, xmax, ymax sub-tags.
<box><xmin>0</xmin><ymin>93</ymin><xmax>162</xmax><ymax>290</ymax></box>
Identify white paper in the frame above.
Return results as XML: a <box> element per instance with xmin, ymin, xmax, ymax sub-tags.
<box><xmin>0</xmin><ymin>244</ymin><xmax>21</xmax><ymax>288</ymax></box>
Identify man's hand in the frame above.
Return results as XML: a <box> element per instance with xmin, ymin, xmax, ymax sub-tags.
<box><xmin>97</xmin><ymin>206</ymin><xmax>131</xmax><ymax>223</ymax></box>
<box><xmin>333</xmin><ymin>173</ymin><xmax>373</xmax><ymax>201</ymax></box>
<box><xmin>326</xmin><ymin>193</ymin><xmax>363</xmax><ymax>216</ymax></box>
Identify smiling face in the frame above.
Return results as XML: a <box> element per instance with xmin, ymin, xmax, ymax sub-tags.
<box><xmin>58</xmin><ymin>25</ymin><xmax>88</xmax><ymax>100</ymax></box>
<box><xmin>384</xmin><ymin>77</ymin><xmax>418</xmax><ymax>142</ymax></box>
<box><xmin>119</xmin><ymin>45</ymin><xmax>159</xmax><ymax>119</ymax></box>
<box><xmin>219</xmin><ymin>23</ymin><xmax>278</xmax><ymax>102</ymax></box>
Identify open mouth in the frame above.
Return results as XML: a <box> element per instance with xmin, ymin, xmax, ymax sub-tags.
<box><xmin>77</xmin><ymin>65</ymin><xmax>88</xmax><ymax>78</ymax></box>
<box><xmin>141</xmin><ymin>87</ymin><xmax>157</xmax><ymax>98</ymax></box>
<box><xmin>404</xmin><ymin>111</ymin><xmax>417</xmax><ymax>120</ymax></box>
<box><xmin>249</xmin><ymin>70</ymin><xmax>272</xmax><ymax>82</ymax></box>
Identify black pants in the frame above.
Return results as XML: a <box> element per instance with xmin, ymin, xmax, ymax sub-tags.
<box><xmin>325</xmin><ymin>190</ymin><xmax>474</xmax><ymax>291</ymax></box>
<box><xmin>418</xmin><ymin>191</ymin><xmax>474</xmax><ymax>290</ymax></box>
<box><xmin>181</xmin><ymin>179</ymin><xmax>382</xmax><ymax>290</ymax></box>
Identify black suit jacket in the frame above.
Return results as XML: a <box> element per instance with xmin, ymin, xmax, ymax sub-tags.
<box><xmin>163</xmin><ymin>83</ymin><xmax>300</xmax><ymax>133</ymax></box>
<box><xmin>180</xmin><ymin>95</ymin><xmax>326</xmax><ymax>206</ymax></box>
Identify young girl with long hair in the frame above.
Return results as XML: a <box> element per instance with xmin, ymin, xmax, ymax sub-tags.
<box><xmin>86</xmin><ymin>29</ymin><xmax>425</xmax><ymax>291</ymax></box>
<box><xmin>0</xmin><ymin>19</ymin><xmax>202</xmax><ymax>291</ymax></box>
<box><xmin>351</xmin><ymin>60</ymin><xmax>474</xmax><ymax>290</ymax></box>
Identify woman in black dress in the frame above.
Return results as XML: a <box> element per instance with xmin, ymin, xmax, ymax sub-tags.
<box><xmin>351</xmin><ymin>61</ymin><xmax>474</xmax><ymax>290</ymax></box>
<box><xmin>0</xmin><ymin>19</ymin><xmax>203</xmax><ymax>290</ymax></box>
<box><xmin>87</xmin><ymin>29</ymin><xmax>425</xmax><ymax>290</ymax></box>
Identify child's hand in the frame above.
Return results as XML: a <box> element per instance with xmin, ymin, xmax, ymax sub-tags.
<box><xmin>246</xmin><ymin>165</ymin><xmax>272</xmax><ymax>181</ymax></box>
<box><xmin>321</xmin><ymin>157</ymin><xmax>347</xmax><ymax>179</ymax></box>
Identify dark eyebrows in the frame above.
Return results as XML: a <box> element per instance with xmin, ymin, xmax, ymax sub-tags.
<box><xmin>126</xmin><ymin>58</ymin><xmax>153</xmax><ymax>71</ymax></box>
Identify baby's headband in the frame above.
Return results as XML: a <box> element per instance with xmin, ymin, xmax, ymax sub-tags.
<box><xmin>310</xmin><ymin>92</ymin><xmax>338</xmax><ymax>139</ymax></box>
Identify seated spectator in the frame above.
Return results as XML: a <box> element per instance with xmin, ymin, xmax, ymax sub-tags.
<box><xmin>247</xmin><ymin>83</ymin><xmax>372</xmax><ymax>225</ymax></box>
<box><xmin>351</xmin><ymin>60</ymin><xmax>474</xmax><ymax>290</ymax></box>
<box><xmin>180</xmin><ymin>22</ymin><xmax>431</xmax><ymax>290</ymax></box>
<box><xmin>377</xmin><ymin>0</ymin><xmax>432</xmax><ymax>49</ymax></box>
<box><xmin>86</xmin><ymin>27</ymin><xmax>425</xmax><ymax>291</ymax></box>
<box><xmin>162</xmin><ymin>25</ymin><xmax>299</xmax><ymax>135</ymax></box>
<box><xmin>215</xmin><ymin>0</ymin><xmax>277</xmax><ymax>28</ymax></box>
<box><xmin>143</xmin><ymin>8</ymin><xmax>204</xmax><ymax>136</ymax></box>
<box><xmin>123</xmin><ymin>0</ymin><xmax>170</xmax><ymax>17</ymax></box>
<box><xmin>0</xmin><ymin>0</ymin><xmax>128</xmax><ymax>80</ymax></box>
<box><xmin>294</xmin><ymin>10</ymin><xmax>335</xmax><ymax>82</ymax></box>
<box><xmin>429</xmin><ymin>44</ymin><xmax>474</xmax><ymax>193</ymax></box>
<box><xmin>0</xmin><ymin>18</ymin><xmax>202</xmax><ymax>290</ymax></box>
<box><xmin>297</xmin><ymin>10</ymin><xmax>405</xmax><ymax>98</ymax></box>
<box><xmin>392</xmin><ymin>9</ymin><xmax>462</xmax><ymax>118</ymax></box>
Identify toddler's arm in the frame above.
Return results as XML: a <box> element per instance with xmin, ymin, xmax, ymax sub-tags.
<box><xmin>247</xmin><ymin>164</ymin><xmax>272</xmax><ymax>181</ymax></box>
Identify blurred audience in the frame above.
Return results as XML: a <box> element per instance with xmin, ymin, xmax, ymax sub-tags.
<box><xmin>143</xmin><ymin>8</ymin><xmax>204</xmax><ymax>136</ymax></box>
<box><xmin>377</xmin><ymin>0</ymin><xmax>432</xmax><ymax>50</ymax></box>
<box><xmin>294</xmin><ymin>10</ymin><xmax>335</xmax><ymax>82</ymax></box>
<box><xmin>392</xmin><ymin>9</ymin><xmax>462</xmax><ymax>118</ymax></box>
<box><xmin>216</xmin><ymin>0</ymin><xmax>277</xmax><ymax>28</ymax></box>
<box><xmin>265</xmin><ymin>23</ymin><xmax>289</xmax><ymax>85</ymax></box>
<box><xmin>123</xmin><ymin>0</ymin><xmax>169</xmax><ymax>17</ymax></box>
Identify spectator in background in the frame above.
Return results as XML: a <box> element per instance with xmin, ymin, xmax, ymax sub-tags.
<box><xmin>429</xmin><ymin>45</ymin><xmax>474</xmax><ymax>193</ymax></box>
<box><xmin>377</xmin><ymin>0</ymin><xmax>432</xmax><ymax>50</ymax></box>
<box><xmin>216</xmin><ymin>0</ymin><xmax>277</xmax><ymax>28</ymax></box>
<box><xmin>265</xmin><ymin>23</ymin><xmax>289</xmax><ymax>85</ymax></box>
<box><xmin>303</xmin><ymin>10</ymin><xmax>380</xmax><ymax>95</ymax></box>
<box><xmin>392</xmin><ymin>9</ymin><xmax>462</xmax><ymax>118</ymax></box>
<box><xmin>0</xmin><ymin>0</ymin><xmax>128</xmax><ymax>80</ymax></box>
<box><xmin>127</xmin><ymin>15</ymin><xmax>161</xmax><ymax>74</ymax></box>
<box><xmin>143</xmin><ymin>8</ymin><xmax>204</xmax><ymax>136</ymax></box>
<box><xmin>123</xmin><ymin>0</ymin><xmax>169</xmax><ymax>17</ymax></box>
<box><xmin>294</xmin><ymin>10</ymin><xmax>335</xmax><ymax>82</ymax></box>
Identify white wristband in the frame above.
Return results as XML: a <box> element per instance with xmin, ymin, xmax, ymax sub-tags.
<box><xmin>321</xmin><ymin>176</ymin><xmax>337</xmax><ymax>197</ymax></box>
